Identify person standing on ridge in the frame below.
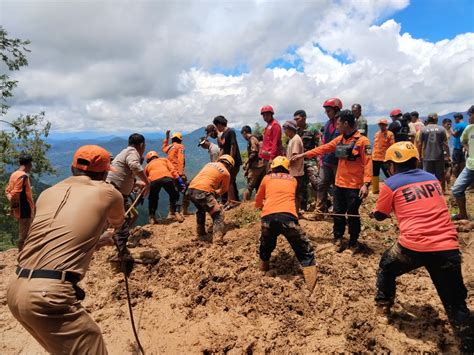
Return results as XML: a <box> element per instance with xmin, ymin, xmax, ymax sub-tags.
<box><xmin>259</xmin><ymin>105</ymin><xmax>284</xmax><ymax>172</ymax></box>
<box><xmin>315</xmin><ymin>98</ymin><xmax>342</xmax><ymax>216</ymax></box>
<box><xmin>241</xmin><ymin>125</ymin><xmax>265</xmax><ymax>201</ymax></box>
<box><xmin>352</xmin><ymin>103</ymin><xmax>368</xmax><ymax>137</ymax></box>
<box><xmin>370</xmin><ymin>142</ymin><xmax>473</xmax><ymax>353</ymax></box>
<box><xmin>452</xmin><ymin>113</ymin><xmax>468</xmax><ymax>178</ymax></box>
<box><xmin>283</xmin><ymin>120</ymin><xmax>305</xmax><ymax>214</ymax></box>
<box><xmin>107</xmin><ymin>133</ymin><xmax>149</xmax><ymax>257</ymax></box>
<box><xmin>5</xmin><ymin>154</ymin><xmax>35</xmax><ymax>251</ymax></box>
<box><xmin>255</xmin><ymin>156</ymin><xmax>317</xmax><ymax>292</ymax></box>
<box><xmin>212</xmin><ymin>115</ymin><xmax>242</xmax><ymax>209</ymax></box>
<box><xmin>372</xmin><ymin>118</ymin><xmax>395</xmax><ymax>193</ymax></box>
<box><xmin>7</xmin><ymin>145</ymin><xmax>125</xmax><ymax>355</ymax></box>
<box><xmin>162</xmin><ymin>130</ymin><xmax>189</xmax><ymax>215</ymax></box>
<box><xmin>408</xmin><ymin>111</ymin><xmax>424</xmax><ymax>142</ymax></box>
<box><xmin>187</xmin><ymin>155</ymin><xmax>234</xmax><ymax>243</ymax></box>
<box><xmin>292</xmin><ymin>109</ymin><xmax>372</xmax><ymax>252</ymax></box>
<box><xmin>442</xmin><ymin>118</ymin><xmax>454</xmax><ymax>189</ymax></box>
<box><xmin>198</xmin><ymin>137</ymin><xmax>220</xmax><ymax>162</ymax></box>
<box><xmin>144</xmin><ymin>151</ymin><xmax>185</xmax><ymax>225</ymax></box>
<box><xmin>294</xmin><ymin>109</ymin><xmax>320</xmax><ymax>211</ymax></box>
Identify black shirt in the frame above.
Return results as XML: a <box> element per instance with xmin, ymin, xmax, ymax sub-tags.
<box><xmin>221</xmin><ymin>128</ymin><xmax>242</xmax><ymax>166</ymax></box>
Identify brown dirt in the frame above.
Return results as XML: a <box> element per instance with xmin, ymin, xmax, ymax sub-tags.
<box><xmin>1</xmin><ymin>197</ymin><xmax>473</xmax><ymax>354</ymax></box>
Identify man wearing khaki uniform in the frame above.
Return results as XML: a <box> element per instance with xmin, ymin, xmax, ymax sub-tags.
<box><xmin>7</xmin><ymin>145</ymin><xmax>125</xmax><ymax>355</ymax></box>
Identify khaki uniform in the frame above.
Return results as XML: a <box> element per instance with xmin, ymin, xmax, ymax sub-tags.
<box><xmin>245</xmin><ymin>135</ymin><xmax>265</xmax><ymax>195</ymax></box>
<box><xmin>7</xmin><ymin>176</ymin><xmax>124</xmax><ymax>354</ymax></box>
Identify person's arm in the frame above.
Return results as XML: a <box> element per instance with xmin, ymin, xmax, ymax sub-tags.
<box><xmin>442</xmin><ymin>132</ymin><xmax>450</xmax><ymax>161</ymax></box>
<box><xmin>359</xmin><ymin>139</ymin><xmax>373</xmax><ymax>198</ymax></box>
<box><xmin>167</xmin><ymin>160</ymin><xmax>179</xmax><ymax>180</ymax></box>
<box><xmin>215</xmin><ymin>173</ymin><xmax>230</xmax><ymax>196</ymax></box>
<box><xmin>301</xmin><ymin>135</ymin><xmax>339</xmax><ymax>159</ymax></box>
<box><xmin>460</xmin><ymin>125</ymin><xmax>470</xmax><ymax>145</ymax></box>
<box><xmin>370</xmin><ymin>184</ymin><xmax>393</xmax><ymax>221</ymax></box>
<box><xmin>178</xmin><ymin>145</ymin><xmax>185</xmax><ymax>175</ymax></box>
<box><xmin>229</xmin><ymin>131</ymin><xmax>238</xmax><ymax>160</ymax></box>
<box><xmin>107</xmin><ymin>189</ymin><xmax>126</xmax><ymax>229</ymax></box>
<box><xmin>255</xmin><ymin>177</ymin><xmax>267</xmax><ymax>209</ymax></box>
<box><xmin>126</xmin><ymin>150</ymin><xmax>150</xmax><ymax>195</ymax></box>
<box><xmin>162</xmin><ymin>131</ymin><xmax>170</xmax><ymax>153</ymax></box>
<box><xmin>7</xmin><ymin>175</ymin><xmax>26</xmax><ymax>208</ymax></box>
<box><xmin>248</xmin><ymin>137</ymin><xmax>259</xmax><ymax>162</ymax></box>
<box><xmin>269</xmin><ymin>123</ymin><xmax>282</xmax><ymax>160</ymax></box>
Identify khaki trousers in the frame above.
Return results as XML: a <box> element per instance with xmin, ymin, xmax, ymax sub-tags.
<box><xmin>18</xmin><ymin>218</ymin><xmax>32</xmax><ymax>251</ymax></box>
<box><xmin>7</xmin><ymin>277</ymin><xmax>107</xmax><ymax>355</ymax></box>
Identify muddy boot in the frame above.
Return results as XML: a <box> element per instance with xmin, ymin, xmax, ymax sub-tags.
<box><xmin>148</xmin><ymin>215</ymin><xmax>158</xmax><ymax>225</ymax></box>
<box><xmin>166</xmin><ymin>206</ymin><xmax>174</xmax><ymax>220</ymax></box>
<box><xmin>175</xmin><ymin>212</ymin><xmax>185</xmax><ymax>223</ymax></box>
<box><xmin>213</xmin><ymin>231</ymin><xmax>224</xmax><ymax>245</ymax></box>
<box><xmin>333</xmin><ymin>238</ymin><xmax>344</xmax><ymax>252</ymax></box>
<box><xmin>260</xmin><ymin>260</ymin><xmax>270</xmax><ymax>272</ymax></box>
<box><xmin>197</xmin><ymin>224</ymin><xmax>207</xmax><ymax>240</ymax></box>
<box><xmin>302</xmin><ymin>265</ymin><xmax>317</xmax><ymax>292</ymax></box>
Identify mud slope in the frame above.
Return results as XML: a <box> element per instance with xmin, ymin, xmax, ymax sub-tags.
<box><xmin>1</xmin><ymin>198</ymin><xmax>473</xmax><ymax>354</ymax></box>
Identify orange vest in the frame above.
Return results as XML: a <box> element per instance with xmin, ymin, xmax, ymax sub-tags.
<box><xmin>162</xmin><ymin>139</ymin><xmax>185</xmax><ymax>176</ymax></box>
<box><xmin>145</xmin><ymin>158</ymin><xmax>178</xmax><ymax>182</ymax></box>
<box><xmin>189</xmin><ymin>162</ymin><xmax>230</xmax><ymax>195</ymax></box>
<box><xmin>373</xmin><ymin>130</ymin><xmax>395</xmax><ymax>161</ymax></box>
<box><xmin>255</xmin><ymin>173</ymin><xmax>297</xmax><ymax>218</ymax></box>
<box><xmin>5</xmin><ymin>170</ymin><xmax>34</xmax><ymax>219</ymax></box>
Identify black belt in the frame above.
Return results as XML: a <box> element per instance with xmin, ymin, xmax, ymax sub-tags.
<box><xmin>16</xmin><ymin>266</ymin><xmax>80</xmax><ymax>284</ymax></box>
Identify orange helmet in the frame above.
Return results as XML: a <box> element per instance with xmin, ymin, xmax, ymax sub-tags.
<box><xmin>145</xmin><ymin>151</ymin><xmax>159</xmax><ymax>163</ymax></box>
<box><xmin>323</xmin><ymin>98</ymin><xmax>343</xmax><ymax>110</ymax></box>
<box><xmin>384</xmin><ymin>142</ymin><xmax>419</xmax><ymax>163</ymax></box>
<box><xmin>378</xmin><ymin>118</ymin><xmax>388</xmax><ymax>125</ymax></box>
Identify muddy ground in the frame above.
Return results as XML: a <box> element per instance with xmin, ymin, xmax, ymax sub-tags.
<box><xmin>1</xmin><ymin>195</ymin><xmax>473</xmax><ymax>354</ymax></box>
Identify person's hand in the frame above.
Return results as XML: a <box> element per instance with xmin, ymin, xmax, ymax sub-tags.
<box><xmin>359</xmin><ymin>184</ymin><xmax>369</xmax><ymax>199</ymax></box>
<box><xmin>166</xmin><ymin>130</ymin><xmax>170</xmax><ymax>137</ymax></box>
<box><xmin>290</xmin><ymin>153</ymin><xmax>305</xmax><ymax>162</ymax></box>
<box><xmin>135</xmin><ymin>180</ymin><xmax>150</xmax><ymax>196</ymax></box>
<box><xmin>96</xmin><ymin>229</ymin><xmax>115</xmax><ymax>250</ymax></box>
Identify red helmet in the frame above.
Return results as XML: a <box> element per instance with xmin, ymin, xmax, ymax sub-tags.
<box><xmin>390</xmin><ymin>108</ymin><xmax>402</xmax><ymax>117</ymax></box>
<box><xmin>323</xmin><ymin>98</ymin><xmax>343</xmax><ymax>110</ymax></box>
<box><xmin>260</xmin><ymin>105</ymin><xmax>274</xmax><ymax>114</ymax></box>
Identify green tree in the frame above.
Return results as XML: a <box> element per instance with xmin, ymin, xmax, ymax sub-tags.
<box><xmin>1</xmin><ymin>26</ymin><xmax>54</xmax><ymax>250</ymax></box>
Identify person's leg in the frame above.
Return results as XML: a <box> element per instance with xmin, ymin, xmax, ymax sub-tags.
<box><xmin>305</xmin><ymin>164</ymin><xmax>319</xmax><ymax>211</ymax></box>
<box><xmin>425</xmin><ymin>250</ymin><xmax>473</xmax><ymax>353</ymax></box>
<box><xmin>346</xmin><ymin>188</ymin><xmax>363</xmax><ymax>247</ymax></box>
<box><xmin>281</xmin><ymin>216</ymin><xmax>315</xmax><ymax>267</ymax></box>
<box><xmin>295</xmin><ymin>176</ymin><xmax>305</xmax><ymax>215</ymax></box>
<box><xmin>372</xmin><ymin>160</ymin><xmax>381</xmax><ymax>194</ymax></box>
<box><xmin>332</xmin><ymin>186</ymin><xmax>347</xmax><ymax>243</ymax></box>
<box><xmin>17</xmin><ymin>217</ymin><xmax>32</xmax><ymax>251</ymax></box>
<box><xmin>375</xmin><ymin>243</ymin><xmax>423</xmax><ymax>307</ymax></box>
<box><xmin>114</xmin><ymin>196</ymin><xmax>131</xmax><ymax>255</ymax></box>
<box><xmin>163</xmin><ymin>178</ymin><xmax>184</xmax><ymax>222</ymax></box>
<box><xmin>188</xmin><ymin>189</ymin><xmax>207</xmax><ymax>237</ymax></box>
<box><xmin>452</xmin><ymin>167</ymin><xmax>474</xmax><ymax>219</ymax></box>
<box><xmin>148</xmin><ymin>180</ymin><xmax>160</xmax><ymax>221</ymax></box>
<box><xmin>259</xmin><ymin>215</ymin><xmax>279</xmax><ymax>270</ymax></box>
<box><xmin>434</xmin><ymin>160</ymin><xmax>446</xmax><ymax>192</ymax></box>
<box><xmin>316</xmin><ymin>165</ymin><xmax>333</xmax><ymax>213</ymax></box>
<box><xmin>233</xmin><ymin>165</ymin><xmax>240</xmax><ymax>202</ymax></box>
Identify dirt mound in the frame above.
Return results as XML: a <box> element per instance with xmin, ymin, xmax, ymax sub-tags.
<box><xmin>1</xmin><ymin>201</ymin><xmax>473</xmax><ymax>354</ymax></box>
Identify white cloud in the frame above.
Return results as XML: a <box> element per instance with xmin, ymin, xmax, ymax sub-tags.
<box><xmin>2</xmin><ymin>0</ymin><xmax>473</xmax><ymax>134</ymax></box>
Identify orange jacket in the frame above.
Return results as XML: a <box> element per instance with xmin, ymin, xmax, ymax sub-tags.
<box><xmin>145</xmin><ymin>158</ymin><xmax>178</xmax><ymax>182</ymax></box>
<box><xmin>189</xmin><ymin>162</ymin><xmax>230</xmax><ymax>195</ymax></box>
<box><xmin>162</xmin><ymin>138</ymin><xmax>185</xmax><ymax>176</ymax></box>
<box><xmin>304</xmin><ymin>131</ymin><xmax>372</xmax><ymax>189</ymax></box>
<box><xmin>5</xmin><ymin>170</ymin><xmax>34</xmax><ymax>219</ymax></box>
<box><xmin>255</xmin><ymin>173</ymin><xmax>297</xmax><ymax>218</ymax></box>
<box><xmin>373</xmin><ymin>130</ymin><xmax>395</xmax><ymax>161</ymax></box>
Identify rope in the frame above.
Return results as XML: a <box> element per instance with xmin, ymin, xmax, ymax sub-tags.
<box><xmin>313</xmin><ymin>211</ymin><xmax>364</xmax><ymax>218</ymax></box>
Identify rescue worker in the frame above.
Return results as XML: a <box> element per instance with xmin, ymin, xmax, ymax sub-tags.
<box><xmin>5</xmin><ymin>154</ymin><xmax>35</xmax><ymax>251</ymax></box>
<box><xmin>144</xmin><ymin>151</ymin><xmax>186</xmax><ymax>225</ymax></box>
<box><xmin>198</xmin><ymin>137</ymin><xmax>220</xmax><ymax>162</ymax></box>
<box><xmin>259</xmin><ymin>105</ymin><xmax>284</xmax><ymax>171</ymax></box>
<box><xmin>417</xmin><ymin>113</ymin><xmax>450</xmax><ymax>191</ymax></box>
<box><xmin>370</xmin><ymin>142</ymin><xmax>473</xmax><ymax>353</ymax></box>
<box><xmin>372</xmin><ymin>118</ymin><xmax>395</xmax><ymax>193</ymax></box>
<box><xmin>352</xmin><ymin>103</ymin><xmax>368</xmax><ymax>137</ymax></box>
<box><xmin>316</xmin><ymin>98</ymin><xmax>342</xmax><ymax>215</ymax></box>
<box><xmin>241</xmin><ymin>125</ymin><xmax>265</xmax><ymax>201</ymax></box>
<box><xmin>107</xmin><ymin>133</ymin><xmax>149</xmax><ymax>256</ymax></box>
<box><xmin>292</xmin><ymin>109</ymin><xmax>372</xmax><ymax>251</ymax></box>
<box><xmin>255</xmin><ymin>156</ymin><xmax>317</xmax><ymax>292</ymax></box>
<box><xmin>283</xmin><ymin>120</ymin><xmax>305</xmax><ymax>214</ymax></box>
<box><xmin>294</xmin><ymin>109</ymin><xmax>320</xmax><ymax>211</ymax></box>
<box><xmin>388</xmin><ymin>109</ymin><xmax>410</xmax><ymax>142</ymax></box>
<box><xmin>7</xmin><ymin>145</ymin><xmax>125</xmax><ymax>355</ymax></box>
<box><xmin>452</xmin><ymin>105</ymin><xmax>474</xmax><ymax>220</ymax></box>
<box><xmin>187</xmin><ymin>155</ymin><xmax>234</xmax><ymax>243</ymax></box>
<box><xmin>452</xmin><ymin>113</ymin><xmax>467</xmax><ymax>178</ymax></box>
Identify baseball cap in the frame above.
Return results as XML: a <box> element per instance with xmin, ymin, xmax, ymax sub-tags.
<box><xmin>283</xmin><ymin>120</ymin><xmax>298</xmax><ymax>131</ymax></box>
<box><xmin>72</xmin><ymin>145</ymin><xmax>115</xmax><ymax>172</ymax></box>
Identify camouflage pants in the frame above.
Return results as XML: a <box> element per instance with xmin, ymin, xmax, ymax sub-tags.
<box><xmin>245</xmin><ymin>166</ymin><xmax>266</xmax><ymax>196</ymax></box>
<box><xmin>301</xmin><ymin>164</ymin><xmax>319</xmax><ymax>210</ymax></box>
<box><xmin>187</xmin><ymin>188</ymin><xmax>224</xmax><ymax>234</ymax></box>
<box><xmin>260</xmin><ymin>213</ymin><xmax>315</xmax><ymax>267</ymax></box>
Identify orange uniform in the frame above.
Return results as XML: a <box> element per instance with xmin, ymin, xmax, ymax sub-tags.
<box><xmin>145</xmin><ymin>158</ymin><xmax>178</xmax><ymax>182</ymax></box>
<box><xmin>304</xmin><ymin>131</ymin><xmax>372</xmax><ymax>189</ymax></box>
<box><xmin>189</xmin><ymin>162</ymin><xmax>230</xmax><ymax>195</ymax></box>
<box><xmin>255</xmin><ymin>173</ymin><xmax>297</xmax><ymax>218</ymax></box>
<box><xmin>5</xmin><ymin>170</ymin><xmax>34</xmax><ymax>219</ymax></box>
<box><xmin>373</xmin><ymin>130</ymin><xmax>395</xmax><ymax>161</ymax></box>
<box><xmin>162</xmin><ymin>139</ymin><xmax>185</xmax><ymax>176</ymax></box>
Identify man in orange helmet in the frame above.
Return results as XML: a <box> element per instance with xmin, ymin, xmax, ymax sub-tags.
<box><xmin>144</xmin><ymin>151</ymin><xmax>186</xmax><ymax>224</ymax></box>
<box><xmin>372</xmin><ymin>118</ymin><xmax>395</xmax><ymax>193</ymax></box>
<box><xmin>162</xmin><ymin>130</ymin><xmax>189</xmax><ymax>215</ymax></box>
<box><xmin>293</xmin><ymin>109</ymin><xmax>372</xmax><ymax>252</ymax></box>
<box><xmin>187</xmin><ymin>155</ymin><xmax>234</xmax><ymax>243</ymax></box>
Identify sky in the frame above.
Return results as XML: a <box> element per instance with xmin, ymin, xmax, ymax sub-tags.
<box><xmin>1</xmin><ymin>0</ymin><xmax>473</xmax><ymax>134</ymax></box>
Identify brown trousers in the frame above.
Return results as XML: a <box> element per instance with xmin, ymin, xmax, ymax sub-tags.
<box><xmin>7</xmin><ymin>277</ymin><xmax>107</xmax><ymax>355</ymax></box>
<box><xmin>18</xmin><ymin>218</ymin><xmax>32</xmax><ymax>251</ymax></box>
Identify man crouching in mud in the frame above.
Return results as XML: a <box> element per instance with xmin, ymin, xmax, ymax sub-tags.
<box><xmin>370</xmin><ymin>142</ymin><xmax>473</xmax><ymax>353</ymax></box>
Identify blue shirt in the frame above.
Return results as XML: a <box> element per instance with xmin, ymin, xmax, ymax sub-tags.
<box><xmin>322</xmin><ymin>120</ymin><xmax>339</xmax><ymax>167</ymax></box>
<box><xmin>453</xmin><ymin>121</ymin><xmax>467</xmax><ymax>149</ymax></box>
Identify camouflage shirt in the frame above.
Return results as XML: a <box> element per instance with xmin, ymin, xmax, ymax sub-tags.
<box><xmin>297</xmin><ymin>124</ymin><xmax>320</xmax><ymax>167</ymax></box>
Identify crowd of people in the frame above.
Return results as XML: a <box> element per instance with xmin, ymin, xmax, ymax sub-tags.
<box><xmin>4</xmin><ymin>101</ymin><xmax>474</xmax><ymax>353</ymax></box>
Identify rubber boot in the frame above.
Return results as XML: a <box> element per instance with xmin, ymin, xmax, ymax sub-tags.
<box><xmin>372</xmin><ymin>176</ymin><xmax>380</xmax><ymax>194</ymax></box>
<box><xmin>302</xmin><ymin>265</ymin><xmax>317</xmax><ymax>292</ymax></box>
<box><xmin>175</xmin><ymin>212</ymin><xmax>185</xmax><ymax>223</ymax></box>
<box><xmin>166</xmin><ymin>206</ymin><xmax>174</xmax><ymax>220</ymax></box>
<box><xmin>260</xmin><ymin>260</ymin><xmax>270</xmax><ymax>271</ymax></box>
<box><xmin>455</xmin><ymin>196</ymin><xmax>469</xmax><ymax>220</ymax></box>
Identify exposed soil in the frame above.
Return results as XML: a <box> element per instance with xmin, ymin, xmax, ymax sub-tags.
<box><xmin>1</xmin><ymin>195</ymin><xmax>473</xmax><ymax>354</ymax></box>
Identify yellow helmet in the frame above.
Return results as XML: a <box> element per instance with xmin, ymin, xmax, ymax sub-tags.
<box><xmin>218</xmin><ymin>154</ymin><xmax>235</xmax><ymax>167</ymax></box>
<box><xmin>171</xmin><ymin>132</ymin><xmax>183</xmax><ymax>140</ymax></box>
<box><xmin>270</xmin><ymin>156</ymin><xmax>290</xmax><ymax>171</ymax></box>
<box><xmin>384</xmin><ymin>142</ymin><xmax>419</xmax><ymax>163</ymax></box>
